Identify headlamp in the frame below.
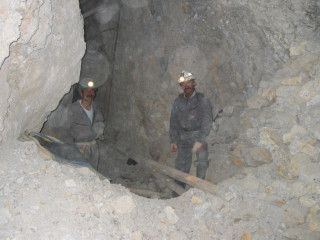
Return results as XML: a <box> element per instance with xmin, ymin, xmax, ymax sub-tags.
<box><xmin>179</xmin><ymin>76</ymin><xmax>185</xmax><ymax>83</ymax></box>
<box><xmin>88</xmin><ymin>80</ymin><xmax>95</xmax><ymax>88</ymax></box>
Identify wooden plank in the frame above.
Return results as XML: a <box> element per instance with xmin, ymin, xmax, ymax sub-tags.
<box><xmin>151</xmin><ymin>171</ymin><xmax>185</xmax><ymax>196</ymax></box>
<box><xmin>129</xmin><ymin>188</ymin><xmax>162</xmax><ymax>198</ymax></box>
<box><xmin>139</xmin><ymin>157</ymin><xmax>219</xmax><ymax>195</ymax></box>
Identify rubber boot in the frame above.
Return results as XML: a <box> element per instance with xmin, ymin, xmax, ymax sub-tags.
<box><xmin>196</xmin><ymin>167</ymin><xmax>207</xmax><ymax>180</ymax></box>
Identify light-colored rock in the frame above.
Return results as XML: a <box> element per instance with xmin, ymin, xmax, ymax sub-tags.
<box><xmin>289</xmin><ymin>42</ymin><xmax>308</xmax><ymax>56</ymax></box>
<box><xmin>299</xmin><ymin>195</ymin><xmax>320</xmax><ymax>208</ymax></box>
<box><xmin>282</xmin><ymin>200</ymin><xmax>308</xmax><ymax>228</ymax></box>
<box><xmin>283</xmin><ymin>226</ymin><xmax>320</xmax><ymax>240</ymax></box>
<box><xmin>281</xmin><ymin>76</ymin><xmax>303</xmax><ymax>86</ymax></box>
<box><xmin>191</xmin><ymin>196</ymin><xmax>203</xmax><ymax>204</ymax></box>
<box><xmin>299</xmin><ymin>81</ymin><xmax>317</xmax><ymax>101</ymax></box>
<box><xmin>65</xmin><ymin>179</ymin><xmax>77</xmax><ymax>188</ymax></box>
<box><xmin>113</xmin><ymin>195</ymin><xmax>136</xmax><ymax>214</ymax></box>
<box><xmin>0</xmin><ymin>207</ymin><xmax>11</xmax><ymax>224</ymax></box>
<box><xmin>164</xmin><ymin>206</ymin><xmax>179</xmax><ymax>224</ymax></box>
<box><xmin>78</xmin><ymin>167</ymin><xmax>95</xmax><ymax>176</ymax></box>
<box><xmin>210</xmin><ymin>196</ymin><xmax>225</xmax><ymax>210</ymax></box>
<box><xmin>241</xmin><ymin>232</ymin><xmax>252</xmax><ymax>240</ymax></box>
<box><xmin>246</xmin><ymin>94</ymin><xmax>268</xmax><ymax>109</ymax></box>
<box><xmin>225</xmin><ymin>191</ymin><xmax>236</xmax><ymax>201</ymax></box>
<box><xmin>292</xmin><ymin>181</ymin><xmax>319</xmax><ymax>197</ymax></box>
<box><xmin>168</xmin><ymin>231</ymin><xmax>188</xmax><ymax>239</ymax></box>
<box><xmin>259</xmin><ymin>128</ymin><xmax>278</xmax><ymax>152</ymax></box>
<box><xmin>241</xmin><ymin>146</ymin><xmax>273</xmax><ymax>167</ymax></box>
<box><xmin>240</xmin><ymin>176</ymin><xmax>260</xmax><ymax>191</ymax></box>
<box><xmin>0</xmin><ymin>0</ymin><xmax>85</xmax><ymax>142</ymax></box>
<box><xmin>283</xmin><ymin>125</ymin><xmax>307</xmax><ymax>143</ymax></box>
<box><xmin>298</xmin><ymin>158</ymin><xmax>320</xmax><ymax>183</ymax></box>
<box><xmin>307</xmin><ymin>94</ymin><xmax>320</xmax><ymax>107</ymax></box>
<box><xmin>307</xmin><ymin>203</ymin><xmax>320</xmax><ymax>232</ymax></box>
<box><xmin>289</xmin><ymin>136</ymin><xmax>318</xmax><ymax>157</ymax></box>
<box><xmin>130</xmin><ymin>231</ymin><xmax>143</xmax><ymax>240</ymax></box>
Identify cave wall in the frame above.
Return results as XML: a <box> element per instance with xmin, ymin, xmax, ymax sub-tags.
<box><xmin>41</xmin><ymin>0</ymin><xmax>119</xmax><ymax>138</ymax></box>
<box><xmin>0</xmin><ymin>1</ymin><xmax>319</xmax><ymax>237</ymax></box>
<box><xmin>0</xmin><ymin>0</ymin><xmax>86</xmax><ymax>144</ymax></box>
<box><xmin>105</xmin><ymin>0</ymin><xmax>320</xmax><ymax>182</ymax></box>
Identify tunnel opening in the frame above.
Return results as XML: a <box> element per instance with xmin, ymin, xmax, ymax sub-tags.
<box><xmin>34</xmin><ymin>0</ymin><xmax>320</xmax><ymax>204</ymax></box>
<box><xmin>38</xmin><ymin>0</ymin><xmax>290</xmax><ymax>199</ymax></box>
<box><xmin>38</xmin><ymin>0</ymin><xmax>187</xmax><ymax>199</ymax></box>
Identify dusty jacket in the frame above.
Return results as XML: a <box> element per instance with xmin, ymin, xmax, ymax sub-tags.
<box><xmin>169</xmin><ymin>91</ymin><xmax>213</xmax><ymax>144</ymax></box>
<box><xmin>64</xmin><ymin>101</ymin><xmax>104</xmax><ymax>143</ymax></box>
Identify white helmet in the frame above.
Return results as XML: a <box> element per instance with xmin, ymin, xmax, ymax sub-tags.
<box><xmin>79</xmin><ymin>77</ymin><xmax>96</xmax><ymax>90</ymax></box>
<box><xmin>178</xmin><ymin>70</ymin><xmax>195</xmax><ymax>83</ymax></box>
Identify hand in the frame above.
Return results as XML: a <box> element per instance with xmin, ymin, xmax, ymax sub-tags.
<box><xmin>192</xmin><ymin>141</ymin><xmax>203</xmax><ymax>153</ymax></box>
<box><xmin>171</xmin><ymin>143</ymin><xmax>178</xmax><ymax>152</ymax></box>
<box><xmin>93</xmin><ymin>122</ymin><xmax>105</xmax><ymax>139</ymax></box>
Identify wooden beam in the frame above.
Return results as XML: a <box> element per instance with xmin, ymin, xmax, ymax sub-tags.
<box><xmin>129</xmin><ymin>188</ymin><xmax>162</xmax><ymax>198</ymax></box>
<box><xmin>151</xmin><ymin>170</ymin><xmax>186</xmax><ymax>196</ymax></box>
<box><xmin>139</xmin><ymin>157</ymin><xmax>219</xmax><ymax>195</ymax></box>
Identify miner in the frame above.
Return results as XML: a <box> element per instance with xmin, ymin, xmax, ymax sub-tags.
<box><xmin>63</xmin><ymin>77</ymin><xmax>105</xmax><ymax>170</ymax></box>
<box><xmin>169</xmin><ymin>70</ymin><xmax>213</xmax><ymax>186</ymax></box>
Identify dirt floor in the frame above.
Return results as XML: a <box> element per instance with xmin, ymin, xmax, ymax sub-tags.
<box><xmin>98</xmin><ymin>140</ymin><xmax>176</xmax><ymax>199</ymax></box>
<box><xmin>1</xmin><ymin>140</ymin><xmax>319</xmax><ymax>240</ymax></box>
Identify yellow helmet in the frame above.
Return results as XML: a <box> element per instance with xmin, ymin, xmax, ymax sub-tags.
<box><xmin>178</xmin><ymin>70</ymin><xmax>195</xmax><ymax>83</ymax></box>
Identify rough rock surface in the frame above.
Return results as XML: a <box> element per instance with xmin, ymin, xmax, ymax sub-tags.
<box><xmin>105</xmin><ymin>0</ymin><xmax>320</xmax><ymax>182</ymax></box>
<box><xmin>1</xmin><ymin>0</ymin><xmax>320</xmax><ymax>239</ymax></box>
<box><xmin>1</xmin><ymin>140</ymin><xmax>320</xmax><ymax>239</ymax></box>
<box><xmin>0</xmin><ymin>0</ymin><xmax>85</xmax><ymax>143</ymax></box>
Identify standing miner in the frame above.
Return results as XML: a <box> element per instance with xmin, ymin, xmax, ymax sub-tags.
<box><xmin>169</xmin><ymin>70</ymin><xmax>213</xmax><ymax>185</ymax></box>
<box><xmin>63</xmin><ymin>77</ymin><xmax>105</xmax><ymax>170</ymax></box>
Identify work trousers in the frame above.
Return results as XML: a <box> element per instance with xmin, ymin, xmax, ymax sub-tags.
<box><xmin>76</xmin><ymin>140</ymin><xmax>99</xmax><ymax>170</ymax></box>
<box><xmin>175</xmin><ymin>137</ymin><xmax>209</xmax><ymax>171</ymax></box>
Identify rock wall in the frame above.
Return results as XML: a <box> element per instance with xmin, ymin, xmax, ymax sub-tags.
<box><xmin>0</xmin><ymin>0</ymin><xmax>86</xmax><ymax>144</ymax></box>
<box><xmin>41</xmin><ymin>0</ymin><xmax>119</xmax><ymax>137</ymax></box>
<box><xmin>0</xmin><ymin>1</ymin><xmax>319</xmax><ymax>239</ymax></box>
<box><xmin>105</xmin><ymin>0</ymin><xmax>320</xmax><ymax>182</ymax></box>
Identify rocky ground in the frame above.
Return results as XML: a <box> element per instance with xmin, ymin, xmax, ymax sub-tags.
<box><xmin>1</xmin><ymin>140</ymin><xmax>319</xmax><ymax>240</ymax></box>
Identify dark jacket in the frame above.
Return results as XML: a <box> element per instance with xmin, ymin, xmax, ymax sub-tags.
<box><xmin>169</xmin><ymin>91</ymin><xmax>213</xmax><ymax>144</ymax></box>
<box><xmin>64</xmin><ymin>101</ymin><xmax>104</xmax><ymax>143</ymax></box>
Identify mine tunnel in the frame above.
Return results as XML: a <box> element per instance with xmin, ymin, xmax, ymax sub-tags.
<box><xmin>42</xmin><ymin>0</ymin><xmax>255</xmax><ymax>199</ymax></box>
<box><xmin>1</xmin><ymin>0</ymin><xmax>320</xmax><ymax>239</ymax></box>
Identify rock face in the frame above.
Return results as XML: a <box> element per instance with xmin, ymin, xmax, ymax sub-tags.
<box><xmin>0</xmin><ymin>0</ymin><xmax>86</xmax><ymax>144</ymax></box>
<box><xmin>1</xmin><ymin>0</ymin><xmax>320</xmax><ymax>239</ymax></box>
<box><xmin>103</xmin><ymin>0</ymin><xmax>320</xmax><ymax>182</ymax></box>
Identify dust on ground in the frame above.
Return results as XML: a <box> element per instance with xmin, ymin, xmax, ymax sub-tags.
<box><xmin>1</xmin><ymin>140</ymin><xmax>319</xmax><ymax>240</ymax></box>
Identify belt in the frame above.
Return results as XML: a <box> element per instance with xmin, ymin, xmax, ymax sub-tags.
<box><xmin>179</xmin><ymin>130</ymin><xmax>200</xmax><ymax>140</ymax></box>
<box><xmin>75</xmin><ymin>139</ymin><xmax>96</xmax><ymax>146</ymax></box>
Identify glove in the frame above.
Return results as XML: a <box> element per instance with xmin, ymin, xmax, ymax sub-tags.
<box><xmin>92</xmin><ymin>122</ymin><xmax>105</xmax><ymax>139</ymax></box>
<box><xmin>171</xmin><ymin>143</ymin><xmax>178</xmax><ymax>152</ymax></box>
<box><xmin>192</xmin><ymin>141</ymin><xmax>203</xmax><ymax>153</ymax></box>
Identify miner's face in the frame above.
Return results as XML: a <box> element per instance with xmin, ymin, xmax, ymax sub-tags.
<box><xmin>80</xmin><ymin>88</ymin><xmax>95</xmax><ymax>104</ymax></box>
<box><xmin>180</xmin><ymin>80</ymin><xmax>196</xmax><ymax>97</ymax></box>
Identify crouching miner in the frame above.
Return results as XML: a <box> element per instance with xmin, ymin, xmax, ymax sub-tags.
<box><xmin>169</xmin><ymin>70</ymin><xmax>213</xmax><ymax>186</ymax></box>
<box><xmin>64</xmin><ymin>78</ymin><xmax>105</xmax><ymax>170</ymax></box>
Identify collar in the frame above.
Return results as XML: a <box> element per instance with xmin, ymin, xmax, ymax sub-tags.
<box><xmin>184</xmin><ymin>90</ymin><xmax>196</xmax><ymax>99</ymax></box>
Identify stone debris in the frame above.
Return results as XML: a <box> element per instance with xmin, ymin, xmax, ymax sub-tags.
<box><xmin>1</xmin><ymin>0</ymin><xmax>320</xmax><ymax>239</ymax></box>
<box><xmin>163</xmin><ymin>206</ymin><xmax>179</xmax><ymax>224</ymax></box>
<box><xmin>113</xmin><ymin>195</ymin><xmax>136</xmax><ymax>214</ymax></box>
<box><xmin>64</xmin><ymin>179</ymin><xmax>77</xmax><ymax>188</ymax></box>
<box><xmin>1</xmin><ymin>139</ymin><xmax>319</xmax><ymax>239</ymax></box>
